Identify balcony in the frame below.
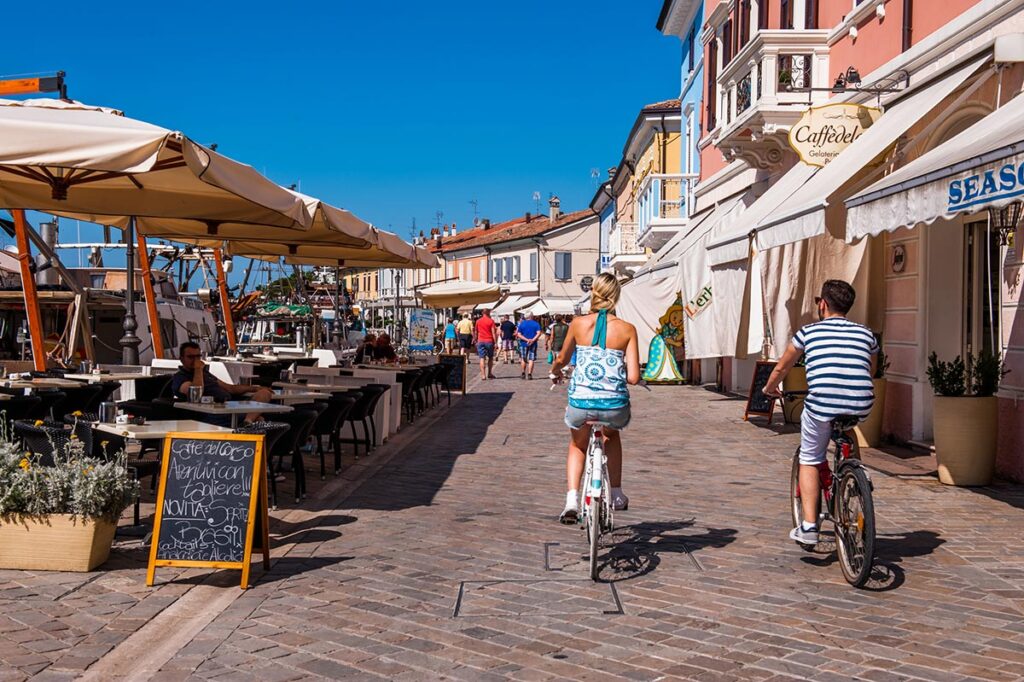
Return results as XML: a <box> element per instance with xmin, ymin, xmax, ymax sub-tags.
<box><xmin>607</xmin><ymin>222</ymin><xmax>646</xmax><ymax>274</ymax></box>
<box><xmin>711</xmin><ymin>29</ymin><xmax>831</xmax><ymax>168</ymax></box>
<box><xmin>636</xmin><ymin>173</ymin><xmax>699</xmax><ymax>251</ymax></box>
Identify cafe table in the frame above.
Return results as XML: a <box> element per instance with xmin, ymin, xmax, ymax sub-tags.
<box><xmin>62</xmin><ymin>372</ymin><xmax>150</xmax><ymax>384</ymax></box>
<box><xmin>173</xmin><ymin>400</ymin><xmax>293</xmax><ymax>428</ymax></box>
<box><xmin>0</xmin><ymin>377</ymin><xmax>84</xmax><ymax>390</ymax></box>
<box><xmin>270</xmin><ymin>390</ymin><xmax>328</xmax><ymax>405</ymax></box>
<box><xmin>93</xmin><ymin>418</ymin><xmax>233</xmax><ymax>440</ymax></box>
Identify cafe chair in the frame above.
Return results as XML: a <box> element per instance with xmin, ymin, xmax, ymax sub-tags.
<box><xmin>52</xmin><ymin>384</ymin><xmax>103</xmax><ymax>421</ymax></box>
<box><xmin>311</xmin><ymin>394</ymin><xmax>358</xmax><ymax>478</ymax></box>
<box><xmin>29</xmin><ymin>391</ymin><xmax>67</xmax><ymax>422</ymax></box>
<box><xmin>234</xmin><ymin>421</ymin><xmax>290</xmax><ymax>510</ymax></box>
<box><xmin>116</xmin><ymin>375</ymin><xmax>173</xmax><ymax>418</ymax></box>
<box><xmin>339</xmin><ymin>386</ymin><xmax>387</xmax><ymax>459</ymax></box>
<box><xmin>0</xmin><ymin>395</ymin><xmax>42</xmax><ymax>436</ymax></box>
<box><xmin>271</xmin><ymin>408</ymin><xmax>321</xmax><ymax>504</ymax></box>
<box><xmin>13</xmin><ymin>420</ymin><xmax>73</xmax><ymax>467</ymax></box>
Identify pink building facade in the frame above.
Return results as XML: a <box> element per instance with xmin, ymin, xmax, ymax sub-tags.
<box><xmin>692</xmin><ymin>0</ymin><xmax>1024</xmax><ymax>480</ymax></box>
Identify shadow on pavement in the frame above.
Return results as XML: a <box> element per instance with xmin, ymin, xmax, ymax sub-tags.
<box><xmin>972</xmin><ymin>481</ymin><xmax>1024</xmax><ymax>513</ymax></box>
<box><xmin>602</xmin><ymin>519</ymin><xmax>738</xmax><ymax>582</ymax></box>
<box><xmin>344</xmin><ymin>392</ymin><xmax>513</xmax><ymax>511</ymax></box>
<box><xmin>800</xmin><ymin>529</ymin><xmax>944</xmax><ymax>592</ymax></box>
<box><xmin>255</xmin><ymin>556</ymin><xmax>355</xmax><ymax>586</ymax></box>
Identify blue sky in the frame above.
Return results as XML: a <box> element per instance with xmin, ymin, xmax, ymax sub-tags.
<box><xmin>2</xmin><ymin>1</ymin><xmax>679</xmax><ymax>284</ymax></box>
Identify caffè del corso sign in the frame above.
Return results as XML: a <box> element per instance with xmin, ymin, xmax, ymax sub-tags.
<box><xmin>788</xmin><ymin>103</ymin><xmax>881</xmax><ymax>167</ymax></box>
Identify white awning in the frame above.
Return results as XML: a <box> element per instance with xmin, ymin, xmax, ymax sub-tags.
<box><xmin>846</xmin><ymin>89</ymin><xmax>1024</xmax><ymax>239</ymax></box>
<box><xmin>636</xmin><ymin>206</ymin><xmax>717</xmax><ymax>276</ymax></box>
<box><xmin>706</xmin><ymin>55</ymin><xmax>987</xmax><ymax>266</ymax></box>
<box><xmin>492</xmin><ymin>294</ymin><xmax>536</xmax><ymax>316</ymax></box>
<box><xmin>418</xmin><ymin>280</ymin><xmax>501</xmax><ymax>308</ymax></box>
<box><xmin>523</xmin><ymin>298</ymin><xmax>575</xmax><ymax>316</ymax></box>
<box><xmin>616</xmin><ymin>267</ymin><xmax>682</xmax><ymax>364</ymax></box>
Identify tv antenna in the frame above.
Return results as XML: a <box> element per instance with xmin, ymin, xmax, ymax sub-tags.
<box><xmin>468</xmin><ymin>199</ymin><xmax>479</xmax><ymax>221</ymax></box>
<box><xmin>435</xmin><ymin>210</ymin><xmax>444</xmax><ymax>228</ymax></box>
<box><xmin>532</xmin><ymin>191</ymin><xmax>541</xmax><ymax>215</ymax></box>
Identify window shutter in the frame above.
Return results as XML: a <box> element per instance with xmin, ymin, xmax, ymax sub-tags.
<box><xmin>530</xmin><ymin>253</ymin><xmax>538</xmax><ymax>281</ymax></box>
<box><xmin>514</xmin><ymin>256</ymin><xmax>521</xmax><ymax>282</ymax></box>
<box><xmin>554</xmin><ymin>252</ymin><xmax>572</xmax><ymax>280</ymax></box>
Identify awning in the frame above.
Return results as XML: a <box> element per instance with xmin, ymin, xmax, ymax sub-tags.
<box><xmin>522</xmin><ymin>298</ymin><xmax>575</xmax><ymax>316</ymax></box>
<box><xmin>706</xmin><ymin>55</ymin><xmax>987</xmax><ymax>266</ymax></box>
<box><xmin>846</xmin><ymin>89</ymin><xmax>1024</xmax><ymax>239</ymax></box>
<box><xmin>0</xmin><ymin>98</ymin><xmax>311</xmax><ymax>234</ymax></box>
<box><xmin>492</xmin><ymin>294</ymin><xmax>536</xmax><ymax>316</ymax></box>
<box><xmin>418</xmin><ymin>280</ymin><xmax>501</xmax><ymax>308</ymax></box>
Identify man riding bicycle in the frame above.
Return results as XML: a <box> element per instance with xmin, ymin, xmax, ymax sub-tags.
<box><xmin>763</xmin><ymin>280</ymin><xmax>878</xmax><ymax>546</ymax></box>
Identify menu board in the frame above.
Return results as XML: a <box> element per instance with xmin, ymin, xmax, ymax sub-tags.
<box><xmin>147</xmin><ymin>433</ymin><xmax>269</xmax><ymax>589</ymax></box>
<box><xmin>438</xmin><ymin>353</ymin><xmax>467</xmax><ymax>394</ymax></box>
<box><xmin>744</xmin><ymin>361</ymin><xmax>778</xmax><ymax>422</ymax></box>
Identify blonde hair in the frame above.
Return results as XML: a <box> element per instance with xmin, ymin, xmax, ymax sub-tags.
<box><xmin>589</xmin><ymin>272</ymin><xmax>621</xmax><ymax>312</ymax></box>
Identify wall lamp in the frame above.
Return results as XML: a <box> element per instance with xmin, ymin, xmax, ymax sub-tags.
<box><xmin>989</xmin><ymin>201</ymin><xmax>1022</xmax><ymax>246</ymax></box>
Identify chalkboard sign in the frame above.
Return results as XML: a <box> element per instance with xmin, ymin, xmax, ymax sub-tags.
<box><xmin>438</xmin><ymin>353</ymin><xmax>467</xmax><ymax>394</ymax></box>
<box><xmin>744</xmin><ymin>361</ymin><xmax>778</xmax><ymax>422</ymax></box>
<box><xmin>147</xmin><ymin>433</ymin><xmax>270</xmax><ymax>589</ymax></box>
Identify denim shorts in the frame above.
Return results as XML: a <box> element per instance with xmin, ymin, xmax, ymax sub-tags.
<box><xmin>565</xmin><ymin>403</ymin><xmax>631</xmax><ymax>431</ymax></box>
<box><xmin>520</xmin><ymin>342</ymin><xmax>538</xmax><ymax>361</ymax></box>
<box><xmin>476</xmin><ymin>342</ymin><xmax>494</xmax><ymax>358</ymax></box>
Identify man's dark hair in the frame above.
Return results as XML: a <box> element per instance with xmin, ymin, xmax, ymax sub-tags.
<box><xmin>179</xmin><ymin>341</ymin><xmax>201</xmax><ymax>358</ymax></box>
<box><xmin>821</xmin><ymin>279</ymin><xmax>856</xmax><ymax>315</ymax></box>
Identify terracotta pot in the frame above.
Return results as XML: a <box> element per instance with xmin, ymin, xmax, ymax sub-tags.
<box><xmin>855</xmin><ymin>378</ymin><xmax>887</xmax><ymax>448</ymax></box>
<box><xmin>782</xmin><ymin>366</ymin><xmax>808</xmax><ymax>423</ymax></box>
<box><xmin>0</xmin><ymin>514</ymin><xmax>116</xmax><ymax>571</ymax></box>
<box><xmin>933</xmin><ymin>395</ymin><xmax>998</xmax><ymax>486</ymax></box>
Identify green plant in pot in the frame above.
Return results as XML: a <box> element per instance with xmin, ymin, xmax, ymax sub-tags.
<box><xmin>927</xmin><ymin>350</ymin><xmax>1006</xmax><ymax>486</ymax></box>
<box><xmin>0</xmin><ymin>422</ymin><xmax>137</xmax><ymax>571</ymax></box>
<box><xmin>855</xmin><ymin>343</ymin><xmax>890</xmax><ymax>449</ymax></box>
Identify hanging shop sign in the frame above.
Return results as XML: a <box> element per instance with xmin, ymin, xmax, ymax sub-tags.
<box><xmin>789</xmin><ymin>103</ymin><xmax>881</xmax><ymax>167</ymax></box>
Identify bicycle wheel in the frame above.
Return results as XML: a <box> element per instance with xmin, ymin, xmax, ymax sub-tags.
<box><xmin>588</xmin><ymin>494</ymin><xmax>600</xmax><ymax>581</ymax></box>
<box><xmin>834</xmin><ymin>465</ymin><xmax>875</xmax><ymax>587</ymax></box>
<box><xmin>790</xmin><ymin>450</ymin><xmax>818</xmax><ymax>552</ymax></box>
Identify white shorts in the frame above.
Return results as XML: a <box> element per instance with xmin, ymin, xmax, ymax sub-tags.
<box><xmin>799</xmin><ymin>412</ymin><xmax>833</xmax><ymax>465</ymax></box>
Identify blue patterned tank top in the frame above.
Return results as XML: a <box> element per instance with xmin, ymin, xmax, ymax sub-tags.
<box><xmin>568</xmin><ymin>310</ymin><xmax>629</xmax><ymax>410</ymax></box>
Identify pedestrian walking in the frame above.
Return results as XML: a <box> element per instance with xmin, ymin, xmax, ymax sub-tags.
<box><xmin>499</xmin><ymin>314</ymin><xmax>517</xmax><ymax>364</ymax></box>
<box><xmin>516</xmin><ymin>311</ymin><xmax>542</xmax><ymax>379</ymax></box>
<box><xmin>456</xmin><ymin>313</ymin><xmax>474</xmax><ymax>356</ymax></box>
<box><xmin>547</xmin><ymin>315</ymin><xmax>569</xmax><ymax>364</ymax></box>
<box><xmin>475</xmin><ymin>308</ymin><xmax>499</xmax><ymax>380</ymax></box>
<box><xmin>443</xmin><ymin>318</ymin><xmax>457</xmax><ymax>353</ymax></box>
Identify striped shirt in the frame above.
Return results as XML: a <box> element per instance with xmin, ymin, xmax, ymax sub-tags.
<box><xmin>793</xmin><ymin>317</ymin><xmax>878</xmax><ymax>421</ymax></box>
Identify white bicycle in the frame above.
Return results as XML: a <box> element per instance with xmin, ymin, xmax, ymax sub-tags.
<box><xmin>580</xmin><ymin>420</ymin><xmax>614</xmax><ymax>581</ymax></box>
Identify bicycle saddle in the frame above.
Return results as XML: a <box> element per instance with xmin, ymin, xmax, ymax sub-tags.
<box><xmin>833</xmin><ymin>415</ymin><xmax>861</xmax><ymax>431</ymax></box>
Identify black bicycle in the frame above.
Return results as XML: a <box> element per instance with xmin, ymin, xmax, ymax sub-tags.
<box><xmin>783</xmin><ymin>391</ymin><xmax>876</xmax><ymax>587</ymax></box>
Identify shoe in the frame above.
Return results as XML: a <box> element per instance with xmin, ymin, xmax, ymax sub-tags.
<box><xmin>528</xmin><ymin>374</ymin><xmax>533</xmax><ymax>380</ymax></box>
<box><xmin>521</xmin><ymin>372</ymin><xmax>526</xmax><ymax>379</ymax></box>
<box><xmin>789</xmin><ymin>524</ymin><xmax>819</xmax><ymax>545</ymax></box>
<box><xmin>611</xmin><ymin>489</ymin><xmax>629</xmax><ymax>511</ymax></box>
<box><xmin>559</xmin><ymin>491</ymin><xmax>579</xmax><ymax>524</ymax></box>
<box><xmin>488</xmin><ymin>374</ymin><xmax>496</xmax><ymax>379</ymax></box>
<box><xmin>274</xmin><ymin>474</ymin><xmax>287</xmax><ymax>482</ymax></box>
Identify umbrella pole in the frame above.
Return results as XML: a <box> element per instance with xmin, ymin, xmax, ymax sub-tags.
<box><xmin>333</xmin><ymin>265</ymin><xmax>342</xmax><ymax>345</ymax></box>
<box><xmin>213</xmin><ymin>248</ymin><xmax>237</xmax><ymax>354</ymax></box>
<box><xmin>136</xmin><ymin>233</ymin><xmax>165</xmax><ymax>360</ymax></box>
<box><xmin>119</xmin><ymin>217</ymin><xmax>142</xmax><ymax>365</ymax></box>
<box><xmin>12</xmin><ymin>210</ymin><xmax>46</xmax><ymax>372</ymax></box>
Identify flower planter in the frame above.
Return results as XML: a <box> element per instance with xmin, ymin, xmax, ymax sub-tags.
<box><xmin>782</xmin><ymin>366</ymin><xmax>808</xmax><ymax>424</ymax></box>
<box><xmin>933</xmin><ymin>396</ymin><xmax>997</xmax><ymax>486</ymax></box>
<box><xmin>855</xmin><ymin>378</ymin><xmax>887</xmax><ymax>448</ymax></box>
<box><xmin>0</xmin><ymin>514</ymin><xmax>116</xmax><ymax>571</ymax></box>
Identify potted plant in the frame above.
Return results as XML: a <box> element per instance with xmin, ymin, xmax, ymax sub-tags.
<box><xmin>855</xmin><ymin>347</ymin><xmax>890</xmax><ymax>448</ymax></box>
<box><xmin>927</xmin><ymin>351</ymin><xmax>1006</xmax><ymax>486</ymax></box>
<box><xmin>0</xmin><ymin>426</ymin><xmax>137</xmax><ymax>571</ymax></box>
<box><xmin>782</xmin><ymin>354</ymin><xmax>807</xmax><ymax>424</ymax></box>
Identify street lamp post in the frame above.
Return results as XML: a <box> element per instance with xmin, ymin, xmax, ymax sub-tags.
<box><xmin>120</xmin><ymin>217</ymin><xmax>142</xmax><ymax>365</ymax></box>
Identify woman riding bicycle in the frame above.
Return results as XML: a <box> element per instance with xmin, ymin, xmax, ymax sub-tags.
<box><xmin>551</xmin><ymin>273</ymin><xmax>640</xmax><ymax>524</ymax></box>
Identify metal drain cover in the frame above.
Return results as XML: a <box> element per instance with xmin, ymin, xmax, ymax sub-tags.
<box><xmin>453</xmin><ymin>579</ymin><xmax>622</xmax><ymax>617</ymax></box>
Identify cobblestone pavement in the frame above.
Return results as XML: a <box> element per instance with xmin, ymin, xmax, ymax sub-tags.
<box><xmin>3</xmin><ymin>363</ymin><xmax>1024</xmax><ymax>681</ymax></box>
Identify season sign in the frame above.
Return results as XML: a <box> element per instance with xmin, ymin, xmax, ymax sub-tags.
<box><xmin>947</xmin><ymin>161</ymin><xmax>1024</xmax><ymax>211</ymax></box>
<box><xmin>789</xmin><ymin>103</ymin><xmax>881</xmax><ymax>168</ymax></box>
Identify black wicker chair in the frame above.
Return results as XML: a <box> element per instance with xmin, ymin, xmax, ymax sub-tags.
<box><xmin>271</xmin><ymin>408</ymin><xmax>321</xmax><ymax>503</ymax></box>
<box><xmin>433</xmin><ymin>363</ymin><xmax>453</xmax><ymax>406</ymax></box>
<box><xmin>234</xmin><ymin>421</ymin><xmax>291</xmax><ymax>510</ymax></box>
<box><xmin>29</xmin><ymin>391</ymin><xmax>67</xmax><ymax>421</ymax></box>
<box><xmin>311</xmin><ymin>394</ymin><xmax>358</xmax><ymax>478</ymax></box>
<box><xmin>13</xmin><ymin>420</ymin><xmax>72</xmax><ymax>466</ymax></box>
<box><xmin>0</xmin><ymin>395</ymin><xmax>42</xmax><ymax>436</ymax></box>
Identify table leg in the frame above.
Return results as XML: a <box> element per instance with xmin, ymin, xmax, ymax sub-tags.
<box><xmin>231</xmin><ymin>413</ymin><xmax>240</xmax><ymax>429</ymax></box>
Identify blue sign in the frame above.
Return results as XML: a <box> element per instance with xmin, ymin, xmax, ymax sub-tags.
<box><xmin>408</xmin><ymin>309</ymin><xmax>436</xmax><ymax>352</ymax></box>
<box><xmin>948</xmin><ymin>160</ymin><xmax>1024</xmax><ymax>211</ymax></box>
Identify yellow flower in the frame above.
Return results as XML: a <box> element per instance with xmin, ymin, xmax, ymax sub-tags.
<box><xmin>71</xmin><ymin>410</ymin><xmax>83</xmax><ymax>417</ymax></box>
<box><xmin>33</xmin><ymin>420</ymin><xmax>44</xmax><ymax>427</ymax></box>
<box><xmin>70</xmin><ymin>434</ymin><xmax>79</xmax><ymax>440</ymax></box>
<box><xmin>100</xmin><ymin>440</ymin><xmax>109</xmax><ymax>448</ymax></box>
<box><xmin>18</xmin><ymin>458</ymin><xmax>30</xmax><ymax>471</ymax></box>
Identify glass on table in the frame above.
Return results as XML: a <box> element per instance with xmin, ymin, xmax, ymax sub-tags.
<box><xmin>188</xmin><ymin>385</ymin><xmax>202</xmax><ymax>404</ymax></box>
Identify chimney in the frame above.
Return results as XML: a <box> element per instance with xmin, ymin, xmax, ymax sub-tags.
<box><xmin>549</xmin><ymin>195</ymin><xmax>561</xmax><ymax>221</ymax></box>
<box><xmin>608</xmin><ymin>167</ymin><xmax>617</xmax><ymax>180</ymax></box>
<box><xmin>450</xmin><ymin>222</ymin><xmax>457</xmax><ymax>237</ymax></box>
<box><xmin>482</xmin><ymin>218</ymin><xmax>491</xmax><ymax>229</ymax></box>
<box><xmin>442</xmin><ymin>225</ymin><xmax>450</xmax><ymax>238</ymax></box>
<box><xmin>525</xmin><ymin>211</ymin><xmax>532</xmax><ymax>223</ymax></box>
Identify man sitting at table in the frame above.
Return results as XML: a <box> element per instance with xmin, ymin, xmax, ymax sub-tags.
<box><xmin>173</xmin><ymin>342</ymin><xmax>274</xmax><ymax>425</ymax></box>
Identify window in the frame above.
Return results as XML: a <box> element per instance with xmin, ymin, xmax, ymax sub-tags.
<box><xmin>739</xmin><ymin>1</ymin><xmax>751</xmax><ymax>49</ymax></box>
<box><xmin>529</xmin><ymin>252</ymin><xmax>538</xmax><ymax>281</ymax></box>
<box><xmin>759</xmin><ymin>0</ymin><xmax>769</xmax><ymax>29</ymax></box>
<box><xmin>502</xmin><ymin>257</ymin><xmax>512</xmax><ymax>283</ymax></box>
<box><xmin>554</xmin><ymin>252</ymin><xmax>572</xmax><ymax>281</ymax></box>
<box><xmin>805</xmin><ymin>0</ymin><xmax>818</xmax><ymax>28</ymax></box>
<box><xmin>706</xmin><ymin>39</ymin><xmax>718</xmax><ymax>130</ymax></box>
<box><xmin>513</xmin><ymin>256</ymin><xmax>521</xmax><ymax>282</ymax></box>
<box><xmin>687</xmin><ymin>25</ymin><xmax>695</xmax><ymax>71</ymax></box>
<box><xmin>722</xmin><ymin>19</ymin><xmax>734</xmax><ymax>65</ymax></box>
<box><xmin>780</xmin><ymin>0</ymin><xmax>793</xmax><ymax>29</ymax></box>
<box><xmin>494</xmin><ymin>260</ymin><xmax>502</xmax><ymax>283</ymax></box>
